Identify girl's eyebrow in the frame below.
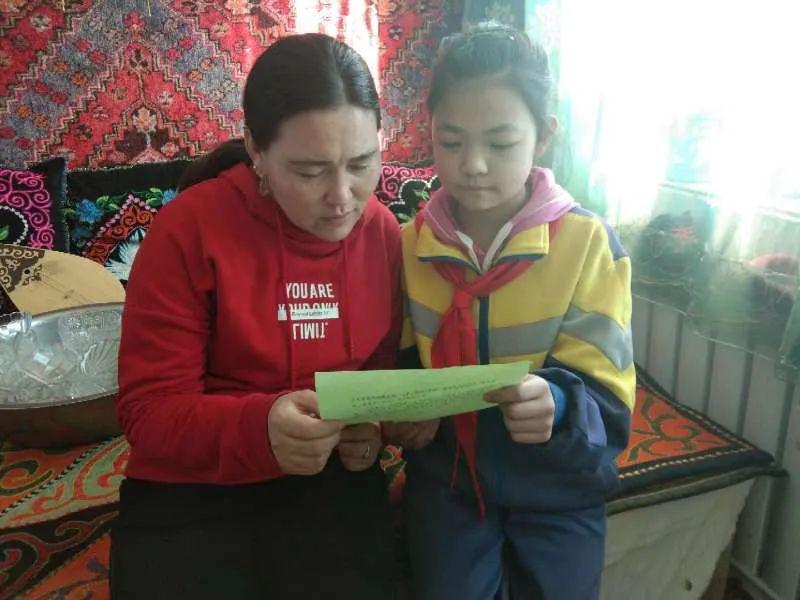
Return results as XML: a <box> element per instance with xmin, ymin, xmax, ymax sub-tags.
<box><xmin>436</xmin><ymin>123</ymin><xmax>519</xmax><ymax>134</ymax></box>
<box><xmin>483</xmin><ymin>124</ymin><xmax>519</xmax><ymax>134</ymax></box>
<box><xmin>436</xmin><ymin>123</ymin><xmax>466</xmax><ymax>134</ymax></box>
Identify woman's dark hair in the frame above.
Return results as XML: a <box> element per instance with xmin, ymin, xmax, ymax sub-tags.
<box><xmin>427</xmin><ymin>22</ymin><xmax>553</xmax><ymax>133</ymax></box>
<box><xmin>178</xmin><ymin>33</ymin><xmax>380</xmax><ymax>191</ymax></box>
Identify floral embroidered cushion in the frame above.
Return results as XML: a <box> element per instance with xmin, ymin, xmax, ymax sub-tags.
<box><xmin>0</xmin><ymin>157</ymin><xmax>68</xmax><ymax>315</ymax></box>
<box><xmin>65</xmin><ymin>160</ymin><xmax>189</xmax><ymax>282</ymax></box>
<box><xmin>76</xmin><ymin>191</ymin><xmax>169</xmax><ymax>281</ymax></box>
<box><xmin>375</xmin><ymin>161</ymin><xmax>440</xmax><ymax>223</ymax></box>
<box><xmin>0</xmin><ymin>157</ymin><xmax>68</xmax><ymax>251</ymax></box>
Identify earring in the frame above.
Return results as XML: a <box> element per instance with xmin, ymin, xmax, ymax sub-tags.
<box><xmin>252</xmin><ymin>164</ymin><xmax>272</xmax><ymax>197</ymax></box>
<box><xmin>258</xmin><ymin>174</ymin><xmax>272</xmax><ymax>197</ymax></box>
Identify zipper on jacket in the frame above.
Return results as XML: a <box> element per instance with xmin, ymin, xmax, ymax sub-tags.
<box><xmin>478</xmin><ymin>296</ymin><xmax>504</xmax><ymax>502</ymax></box>
<box><xmin>478</xmin><ymin>297</ymin><xmax>490</xmax><ymax>365</ymax></box>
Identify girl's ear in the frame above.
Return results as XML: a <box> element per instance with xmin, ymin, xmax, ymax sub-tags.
<box><xmin>534</xmin><ymin>115</ymin><xmax>559</xmax><ymax>159</ymax></box>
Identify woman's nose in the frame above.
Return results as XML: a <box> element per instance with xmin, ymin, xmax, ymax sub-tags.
<box><xmin>324</xmin><ymin>177</ymin><xmax>352</xmax><ymax>211</ymax></box>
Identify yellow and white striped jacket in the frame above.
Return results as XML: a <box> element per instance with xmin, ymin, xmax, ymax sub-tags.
<box><xmin>400</xmin><ymin>206</ymin><xmax>635</xmax><ymax>510</ymax></box>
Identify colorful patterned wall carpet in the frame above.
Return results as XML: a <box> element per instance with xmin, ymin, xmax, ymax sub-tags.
<box><xmin>0</xmin><ymin>371</ymin><xmax>776</xmax><ymax>599</ymax></box>
<box><xmin>0</xmin><ymin>0</ymin><xmax>460</xmax><ymax>169</ymax></box>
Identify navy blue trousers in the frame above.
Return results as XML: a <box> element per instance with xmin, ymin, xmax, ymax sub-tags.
<box><xmin>404</xmin><ymin>473</ymin><xmax>606</xmax><ymax>600</ymax></box>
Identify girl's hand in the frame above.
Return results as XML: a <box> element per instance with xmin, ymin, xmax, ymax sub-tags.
<box><xmin>382</xmin><ymin>419</ymin><xmax>440</xmax><ymax>450</ymax></box>
<box><xmin>268</xmin><ymin>390</ymin><xmax>344</xmax><ymax>475</ymax></box>
<box><xmin>484</xmin><ymin>375</ymin><xmax>555</xmax><ymax>444</ymax></box>
<box><xmin>338</xmin><ymin>422</ymin><xmax>382</xmax><ymax>471</ymax></box>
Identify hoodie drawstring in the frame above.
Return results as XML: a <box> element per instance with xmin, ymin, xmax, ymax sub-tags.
<box><xmin>340</xmin><ymin>239</ymin><xmax>354</xmax><ymax>359</ymax></box>
<box><xmin>274</xmin><ymin>215</ymin><xmax>297</xmax><ymax>389</ymax></box>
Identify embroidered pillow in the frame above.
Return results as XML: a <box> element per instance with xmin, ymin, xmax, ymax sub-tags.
<box><xmin>65</xmin><ymin>159</ymin><xmax>189</xmax><ymax>256</ymax></box>
<box><xmin>375</xmin><ymin>161</ymin><xmax>440</xmax><ymax>223</ymax></box>
<box><xmin>0</xmin><ymin>157</ymin><xmax>68</xmax><ymax>251</ymax></box>
<box><xmin>82</xmin><ymin>195</ymin><xmax>158</xmax><ymax>282</ymax></box>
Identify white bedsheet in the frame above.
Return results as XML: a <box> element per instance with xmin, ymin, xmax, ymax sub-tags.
<box><xmin>601</xmin><ymin>480</ymin><xmax>753</xmax><ymax>600</ymax></box>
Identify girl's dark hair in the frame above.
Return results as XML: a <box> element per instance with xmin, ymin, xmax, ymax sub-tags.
<box><xmin>427</xmin><ymin>22</ymin><xmax>553</xmax><ymax>133</ymax></box>
<box><xmin>178</xmin><ymin>33</ymin><xmax>380</xmax><ymax>191</ymax></box>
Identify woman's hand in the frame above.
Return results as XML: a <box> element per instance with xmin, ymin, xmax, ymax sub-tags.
<box><xmin>337</xmin><ymin>422</ymin><xmax>382</xmax><ymax>471</ymax></box>
<box><xmin>268</xmin><ymin>390</ymin><xmax>344</xmax><ymax>475</ymax></box>
<box><xmin>382</xmin><ymin>419</ymin><xmax>440</xmax><ymax>450</ymax></box>
<box><xmin>484</xmin><ymin>375</ymin><xmax>555</xmax><ymax>444</ymax></box>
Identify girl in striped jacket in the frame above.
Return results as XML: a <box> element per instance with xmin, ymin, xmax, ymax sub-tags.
<box><xmin>384</xmin><ymin>23</ymin><xmax>635</xmax><ymax>600</ymax></box>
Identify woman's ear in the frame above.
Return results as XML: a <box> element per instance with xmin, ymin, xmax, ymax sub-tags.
<box><xmin>534</xmin><ymin>115</ymin><xmax>559</xmax><ymax>159</ymax></box>
<box><xmin>245</xmin><ymin>128</ymin><xmax>273</xmax><ymax>197</ymax></box>
<box><xmin>243</xmin><ymin>127</ymin><xmax>261</xmax><ymax>170</ymax></box>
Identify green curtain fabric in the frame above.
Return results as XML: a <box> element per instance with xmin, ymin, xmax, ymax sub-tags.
<box><xmin>525</xmin><ymin>0</ymin><xmax>800</xmax><ymax>378</ymax></box>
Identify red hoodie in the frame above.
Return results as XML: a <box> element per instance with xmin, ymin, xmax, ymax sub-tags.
<box><xmin>117</xmin><ymin>163</ymin><xmax>402</xmax><ymax>484</ymax></box>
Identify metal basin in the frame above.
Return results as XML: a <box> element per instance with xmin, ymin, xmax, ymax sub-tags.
<box><xmin>0</xmin><ymin>304</ymin><xmax>123</xmax><ymax>447</ymax></box>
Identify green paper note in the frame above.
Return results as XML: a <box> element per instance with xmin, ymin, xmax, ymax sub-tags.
<box><xmin>315</xmin><ymin>361</ymin><xmax>530</xmax><ymax>423</ymax></box>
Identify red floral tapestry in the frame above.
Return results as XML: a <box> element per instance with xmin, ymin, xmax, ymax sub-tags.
<box><xmin>0</xmin><ymin>0</ymin><xmax>461</xmax><ymax>168</ymax></box>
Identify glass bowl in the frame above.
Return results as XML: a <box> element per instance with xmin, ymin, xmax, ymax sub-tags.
<box><xmin>0</xmin><ymin>303</ymin><xmax>123</xmax><ymax>447</ymax></box>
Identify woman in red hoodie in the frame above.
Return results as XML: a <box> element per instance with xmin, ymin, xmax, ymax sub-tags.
<box><xmin>110</xmin><ymin>34</ymin><xmax>402</xmax><ymax>599</ymax></box>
